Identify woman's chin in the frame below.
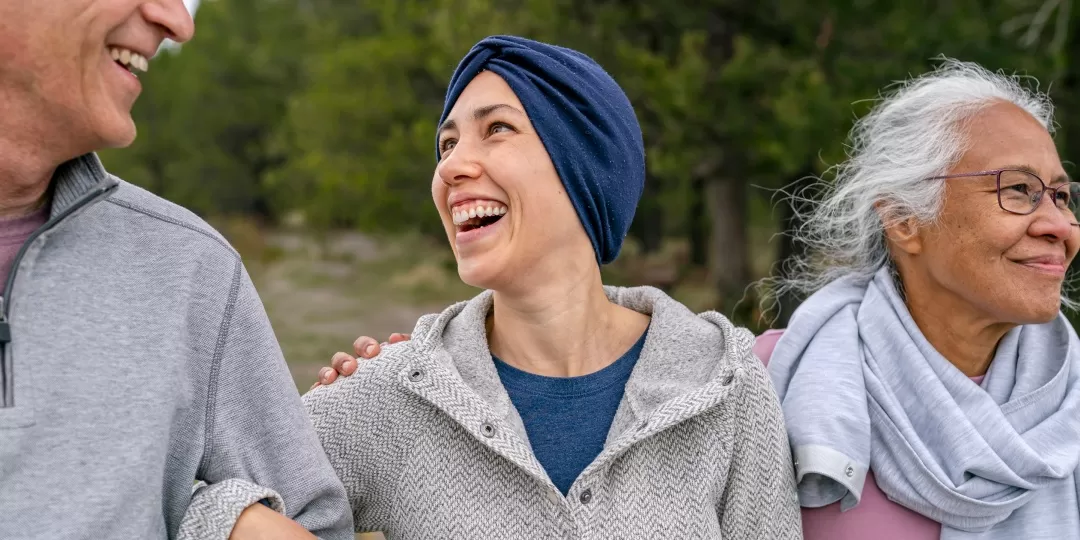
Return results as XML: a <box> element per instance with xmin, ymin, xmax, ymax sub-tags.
<box><xmin>996</xmin><ymin>294</ymin><xmax>1063</xmax><ymax>325</ymax></box>
<box><xmin>456</xmin><ymin>256</ymin><xmax>506</xmax><ymax>290</ymax></box>
<box><xmin>1024</xmin><ymin>299</ymin><xmax>1064</xmax><ymax>324</ymax></box>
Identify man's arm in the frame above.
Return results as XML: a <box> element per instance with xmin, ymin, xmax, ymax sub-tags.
<box><xmin>179</xmin><ymin>263</ymin><xmax>353</xmax><ymax>539</ymax></box>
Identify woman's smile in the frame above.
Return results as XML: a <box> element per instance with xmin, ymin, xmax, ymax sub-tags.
<box><xmin>449</xmin><ymin>197</ymin><xmax>510</xmax><ymax>248</ymax></box>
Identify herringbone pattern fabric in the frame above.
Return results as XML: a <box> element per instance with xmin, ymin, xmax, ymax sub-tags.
<box><xmin>178</xmin><ymin>479</ymin><xmax>285</xmax><ymax>540</ymax></box>
<box><xmin>304</xmin><ymin>286</ymin><xmax>802</xmax><ymax>539</ymax></box>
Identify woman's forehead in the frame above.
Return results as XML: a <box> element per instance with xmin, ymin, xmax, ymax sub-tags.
<box><xmin>447</xmin><ymin>72</ymin><xmax>525</xmax><ymax>119</ymax></box>
<box><xmin>955</xmin><ymin>103</ymin><xmax>1062</xmax><ymax>174</ymax></box>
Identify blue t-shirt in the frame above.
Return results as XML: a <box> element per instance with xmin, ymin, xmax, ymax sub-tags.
<box><xmin>492</xmin><ymin>330</ymin><xmax>648</xmax><ymax>495</ymax></box>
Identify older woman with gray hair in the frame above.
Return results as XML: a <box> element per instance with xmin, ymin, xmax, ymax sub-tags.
<box><xmin>756</xmin><ymin>58</ymin><xmax>1080</xmax><ymax>539</ymax></box>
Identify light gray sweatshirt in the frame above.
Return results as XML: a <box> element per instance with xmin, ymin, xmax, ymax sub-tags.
<box><xmin>0</xmin><ymin>154</ymin><xmax>353</xmax><ymax>539</ymax></box>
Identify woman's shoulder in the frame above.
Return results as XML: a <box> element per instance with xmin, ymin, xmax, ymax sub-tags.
<box><xmin>753</xmin><ymin>328</ymin><xmax>786</xmax><ymax>367</ymax></box>
<box><xmin>302</xmin><ymin>342</ymin><xmax>421</xmax><ymax>418</ymax></box>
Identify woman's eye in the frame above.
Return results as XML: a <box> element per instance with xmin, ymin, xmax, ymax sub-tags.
<box><xmin>489</xmin><ymin>122</ymin><xmax>513</xmax><ymax>135</ymax></box>
<box><xmin>440</xmin><ymin>139</ymin><xmax>457</xmax><ymax>153</ymax></box>
<box><xmin>1004</xmin><ymin>183</ymin><xmax>1031</xmax><ymax>194</ymax></box>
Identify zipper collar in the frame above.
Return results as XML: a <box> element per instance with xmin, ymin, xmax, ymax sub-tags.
<box><xmin>1</xmin><ymin>153</ymin><xmax>118</xmax><ymax>407</ymax></box>
<box><xmin>49</xmin><ymin>153</ymin><xmax>114</xmax><ymax>220</ymax></box>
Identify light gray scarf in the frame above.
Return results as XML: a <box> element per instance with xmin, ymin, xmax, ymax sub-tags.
<box><xmin>768</xmin><ymin>266</ymin><xmax>1080</xmax><ymax>539</ymax></box>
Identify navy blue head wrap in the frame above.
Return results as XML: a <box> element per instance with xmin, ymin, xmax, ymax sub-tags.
<box><xmin>436</xmin><ymin>35</ymin><xmax>646</xmax><ymax>265</ymax></box>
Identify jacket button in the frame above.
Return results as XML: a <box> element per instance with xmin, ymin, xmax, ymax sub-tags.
<box><xmin>408</xmin><ymin>369</ymin><xmax>424</xmax><ymax>382</ymax></box>
<box><xmin>480</xmin><ymin>422</ymin><xmax>496</xmax><ymax>438</ymax></box>
<box><xmin>579</xmin><ymin>489</ymin><xmax>592</xmax><ymax>504</ymax></box>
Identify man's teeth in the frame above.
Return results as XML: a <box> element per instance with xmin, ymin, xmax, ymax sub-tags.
<box><xmin>109</xmin><ymin>47</ymin><xmax>149</xmax><ymax>73</ymax></box>
<box><xmin>452</xmin><ymin>204</ymin><xmax>508</xmax><ymax>225</ymax></box>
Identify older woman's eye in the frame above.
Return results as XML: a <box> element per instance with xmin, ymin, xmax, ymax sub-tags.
<box><xmin>440</xmin><ymin>138</ymin><xmax>457</xmax><ymax>153</ymax></box>
<box><xmin>1003</xmin><ymin>182</ymin><xmax>1032</xmax><ymax>195</ymax></box>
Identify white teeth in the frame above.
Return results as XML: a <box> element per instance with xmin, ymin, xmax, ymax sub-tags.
<box><xmin>109</xmin><ymin>47</ymin><xmax>150</xmax><ymax>74</ymax></box>
<box><xmin>451</xmin><ymin>202</ymin><xmax>509</xmax><ymax>225</ymax></box>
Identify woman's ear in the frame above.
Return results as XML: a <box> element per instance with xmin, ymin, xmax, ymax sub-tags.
<box><xmin>876</xmin><ymin>202</ymin><xmax>924</xmax><ymax>256</ymax></box>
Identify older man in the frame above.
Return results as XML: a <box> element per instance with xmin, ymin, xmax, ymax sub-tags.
<box><xmin>0</xmin><ymin>1</ymin><xmax>351</xmax><ymax>538</ymax></box>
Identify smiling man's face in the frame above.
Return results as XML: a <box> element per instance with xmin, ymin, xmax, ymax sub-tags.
<box><xmin>0</xmin><ymin>1</ymin><xmax>195</xmax><ymax>156</ymax></box>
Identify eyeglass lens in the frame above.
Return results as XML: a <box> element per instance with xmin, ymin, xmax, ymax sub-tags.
<box><xmin>998</xmin><ymin>170</ymin><xmax>1080</xmax><ymax>220</ymax></box>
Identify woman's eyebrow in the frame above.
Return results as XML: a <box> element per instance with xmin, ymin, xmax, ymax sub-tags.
<box><xmin>472</xmin><ymin>103</ymin><xmax>525</xmax><ymax>121</ymax></box>
<box><xmin>438</xmin><ymin>104</ymin><xmax>526</xmax><ymax>139</ymax></box>
<box><xmin>999</xmin><ymin>163</ymin><xmax>1072</xmax><ymax>185</ymax></box>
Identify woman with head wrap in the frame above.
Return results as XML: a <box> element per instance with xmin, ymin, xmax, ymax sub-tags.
<box><xmin>180</xmin><ymin>36</ymin><xmax>802</xmax><ymax>539</ymax></box>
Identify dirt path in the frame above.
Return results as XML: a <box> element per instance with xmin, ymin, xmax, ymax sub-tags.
<box><xmin>245</xmin><ymin>229</ymin><xmax>476</xmax><ymax>390</ymax></box>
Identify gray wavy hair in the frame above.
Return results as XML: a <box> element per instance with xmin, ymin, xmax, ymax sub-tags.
<box><xmin>772</xmin><ymin>57</ymin><xmax>1062</xmax><ymax>309</ymax></box>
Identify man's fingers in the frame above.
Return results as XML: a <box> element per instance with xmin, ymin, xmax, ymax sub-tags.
<box><xmin>353</xmin><ymin>336</ymin><xmax>381</xmax><ymax>359</ymax></box>
<box><xmin>388</xmin><ymin>333</ymin><xmax>411</xmax><ymax>344</ymax></box>
<box><xmin>318</xmin><ymin>366</ymin><xmax>338</xmax><ymax>385</ymax></box>
<box><xmin>331</xmin><ymin>351</ymin><xmax>355</xmax><ymax>374</ymax></box>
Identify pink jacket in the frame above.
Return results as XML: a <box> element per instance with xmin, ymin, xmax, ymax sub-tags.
<box><xmin>753</xmin><ymin>329</ymin><xmax>940</xmax><ymax>540</ymax></box>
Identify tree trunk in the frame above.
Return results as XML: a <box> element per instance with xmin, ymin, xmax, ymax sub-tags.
<box><xmin>688</xmin><ymin>177</ymin><xmax>709</xmax><ymax>266</ymax></box>
<box><xmin>706</xmin><ymin>176</ymin><xmax>749</xmax><ymax>311</ymax></box>
<box><xmin>631</xmin><ymin>174</ymin><xmax>664</xmax><ymax>254</ymax></box>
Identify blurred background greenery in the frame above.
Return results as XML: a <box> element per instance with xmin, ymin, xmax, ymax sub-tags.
<box><xmin>100</xmin><ymin>0</ymin><xmax>1080</xmax><ymax>394</ymax></box>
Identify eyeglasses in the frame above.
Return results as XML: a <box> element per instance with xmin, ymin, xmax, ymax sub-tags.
<box><xmin>926</xmin><ymin>168</ymin><xmax>1080</xmax><ymax>226</ymax></box>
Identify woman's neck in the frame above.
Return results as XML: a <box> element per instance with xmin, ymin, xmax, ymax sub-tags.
<box><xmin>899</xmin><ymin>269</ymin><xmax>1013</xmax><ymax>377</ymax></box>
<box><xmin>487</xmin><ymin>269</ymin><xmax>650</xmax><ymax>378</ymax></box>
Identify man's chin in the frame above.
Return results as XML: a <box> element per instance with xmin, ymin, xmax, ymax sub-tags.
<box><xmin>96</xmin><ymin>117</ymin><xmax>138</xmax><ymax>150</ymax></box>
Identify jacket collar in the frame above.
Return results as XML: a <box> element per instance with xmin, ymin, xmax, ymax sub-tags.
<box><xmin>409</xmin><ymin>285</ymin><xmax>754</xmax><ymax>439</ymax></box>
<box><xmin>49</xmin><ymin>153</ymin><xmax>117</xmax><ymax>220</ymax></box>
<box><xmin>402</xmin><ymin>285</ymin><xmax>755</xmax><ymax>487</ymax></box>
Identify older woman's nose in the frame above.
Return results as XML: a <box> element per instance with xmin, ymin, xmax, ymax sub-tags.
<box><xmin>1028</xmin><ymin>193</ymin><xmax>1076</xmax><ymax>240</ymax></box>
<box><xmin>437</xmin><ymin>143</ymin><xmax>484</xmax><ymax>186</ymax></box>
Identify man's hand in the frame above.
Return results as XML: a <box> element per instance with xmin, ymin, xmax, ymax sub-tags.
<box><xmin>311</xmin><ymin>333</ymin><xmax>411</xmax><ymax>389</ymax></box>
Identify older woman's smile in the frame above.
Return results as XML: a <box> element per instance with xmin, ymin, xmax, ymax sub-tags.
<box><xmin>1012</xmin><ymin>254</ymin><xmax>1068</xmax><ymax>276</ymax></box>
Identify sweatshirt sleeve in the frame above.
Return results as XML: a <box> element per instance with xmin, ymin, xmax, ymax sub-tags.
<box><xmin>177</xmin><ymin>262</ymin><xmax>354</xmax><ymax>539</ymax></box>
<box><xmin>717</xmin><ymin>357</ymin><xmax>803</xmax><ymax>539</ymax></box>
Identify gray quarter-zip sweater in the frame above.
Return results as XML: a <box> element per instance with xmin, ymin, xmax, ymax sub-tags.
<box><xmin>293</xmin><ymin>286</ymin><xmax>801</xmax><ymax>538</ymax></box>
<box><xmin>0</xmin><ymin>154</ymin><xmax>353</xmax><ymax>539</ymax></box>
